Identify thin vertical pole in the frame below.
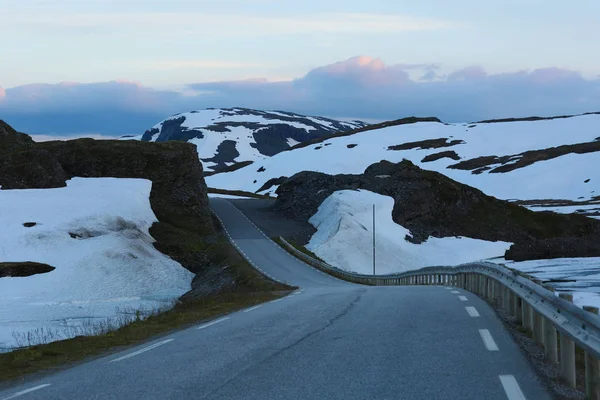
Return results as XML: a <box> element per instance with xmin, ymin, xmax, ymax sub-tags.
<box><xmin>373</xmin><ymin>204</ymin><xmax>376</xmax><ymax>275</ymax></box>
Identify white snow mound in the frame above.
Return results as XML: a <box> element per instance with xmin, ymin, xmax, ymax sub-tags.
<box><xmin>306</xmin><ymin>190</ymin><xmax>512</xmax><ymax>275</ymax></box>
<box><xmin>0</xmin><ymin>178</ymin><xmax>194</xmax><ymax>350</ymax></box>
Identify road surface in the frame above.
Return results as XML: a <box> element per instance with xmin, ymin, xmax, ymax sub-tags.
<box><xmin>0</xmin><ymin>198</ymin><xmax>551</xmax><ymax>400</ymax></box>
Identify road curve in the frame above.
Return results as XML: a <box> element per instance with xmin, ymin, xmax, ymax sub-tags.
<box><xmin>0</xmin><ymin>198</ymin><xmax>551</xmax><ymax>400</ymax></box>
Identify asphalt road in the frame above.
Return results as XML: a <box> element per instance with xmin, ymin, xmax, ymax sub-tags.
<box><xmin>0</xmin><ymin>198</ymin><xmax>551</xmax><ymax>400</ymax></box>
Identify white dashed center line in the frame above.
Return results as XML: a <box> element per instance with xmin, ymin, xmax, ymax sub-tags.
<box><xmin>451</xmin><ymin>291</ymin><xmax>460</xmax><ymax>294</ymax></box>
<box><xmin>499</xmin><ymin>375</ymin><xmax>526</xmax><ymax>400</ymax></box>
<box><xmin>109</xmin><ymin>339</ymin><xmax>174</xmax><ymax>363</ymax></box>
<box><xmin>197</xmin><ymin>317</ymin><xmax>230</xmax><ymax>330</ymax></box>
<box><xmin>465</xmin><ymin>306</ymin><xmax>480</xmax><ymax>317</ymax></box>
<box><xmin>479</xmin><ymin>329</ymin><xmax>499</xmax><ymax>351</ymax></box>
<box><xmin>244</xmin><ymin>305</ymin><xmax>263</xmax><ymax>313</ymax></box>
<box><xmin>1</xmin><ymin>384</ymin><xmax>51</xmax><ymax>400</ymax></box>
<box><xmin>458</xmin><ymin>296</ymin><xmax>468</xmax><ymax>302</ymax></box>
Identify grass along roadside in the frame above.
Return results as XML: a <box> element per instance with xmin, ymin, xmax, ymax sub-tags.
<box><xmin>0</xmin><ymin>290</ymin><xmax>290</xmax><ymax>383</ymax></box>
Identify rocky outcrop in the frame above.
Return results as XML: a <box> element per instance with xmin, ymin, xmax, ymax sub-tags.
<box><xmin>0</xmin><ymin>262</ymin><xmax>55</xmax><ymax>278</ymax></box>
<box><xmin>0</xmin><ymin>121</ymin><xmax>216</xmax><ymax>276</ymax></box>
<box><xmin>274</xmin><ymin>159</ymin><xmax>600</xmax><ymax>261</ymax></box>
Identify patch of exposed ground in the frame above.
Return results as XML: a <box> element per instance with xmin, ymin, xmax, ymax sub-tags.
<box><xmin>207</xmin><ymin>187</ymin><xmax>273</xmax><ymax>199</ymax></box>
<box><xmin>421</xmin><ymin>150</ymin><xmax>461</xmax><ymax>163</ymax></box>
<box><xmin>0</xmin><ymin>262</ymin><xmax>55</xmax><ymax>278</ymax></box>
<box><xmin>477</xmin><ymin>111</ymin><xmax>600</xmax><ymax>124</ymax></box>
<box><xmin>388</xmin><ymin>138</ymin><xmax>464</xmax><ymax>151</ymax></box>
<box><xmin>285</xmin><ymin>116</ymin><xmax>442</xmax><ymax>151</ymax></box>
<box><xmin>204</xmin><ymin>160</ymin><xmax>254</xmax><ymax>177</ymax></box>
<box><xmin>256</xmin><ymin>176</ymin><xmax>288</xmax><ymax>193</ymax></box>
<box><xmin>449</xmin><ymin>140</ymin><xmax>600</xmax><ymax>174</ymax></box>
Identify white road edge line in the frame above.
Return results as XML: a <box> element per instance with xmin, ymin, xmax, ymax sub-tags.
<box><xmin>1</xmin><ymin>384</ymin><xmax>51</xmax><ymax>400</ymax></box>
<box><xmin>458</xmin><ymin>296</ymin><xmax>468</xmax><ymax>302</ymax></box>
<box><xmin>465</xmin><ymin>306</ymin><xmax>480</xmax><ymax>317</ymax></box>
<box><xmin>271</xmin><ymin>298</ymin><xmax>283</xmax><ymax>303</ymax></box>
<box><xmin>109</xmin><ymin>339</ymin><xmax>174</xmax><ymax>363</ymax></box>
<box><xmin>197</xmin><ymin>317</ymin><xmax>230</xmax><ymax>330</ymax></box>
<box><xmin>499</xmin><ymin>375</ymin><xmax>527</xmax><ymax>400</ymax></box>
<box><xmin>479</xmin><ymin>329</ymin><xmax>499</xmax><ymax>351</ymax></box>
<box><xmin>244</xmin><ymin>305</ymin><xmax>263</xmax><ymax>313</ymax></box>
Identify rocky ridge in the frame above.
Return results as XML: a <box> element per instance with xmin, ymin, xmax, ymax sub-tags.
<box><xmin>274</xmin><ymin>159</ymin><xmax>600</xmax><ymax>261</ymax></box>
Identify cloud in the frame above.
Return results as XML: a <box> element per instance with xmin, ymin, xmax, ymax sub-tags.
<box><xmin>1</xmin><ymin>56</ymin><xmax>599</xmax><ymax>135</ymax></box>
<box><xmin>1</xmin><ymin>12</ymin><xmax>460</xmax><ymax>37</ymax></box>
<box><xmin>143</xmin><ymin>60</ymin><xmax>266</xmax><ymax>70</ymax></box>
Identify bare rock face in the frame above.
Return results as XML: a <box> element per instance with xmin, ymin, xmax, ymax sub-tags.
<box><xmin>0</xmin><ymin>121</ymin><xmax>216</xmax><ymax>275</ymax></box>
<box><xmin>274</xmin><ymin>159</ymin><xmax>600</xmax><ymax>261</ymax></box>
<box><xmin>0</xmin><ymin>120</ymin><xmax>34</xmax><ymax>151</ymax></box>
<box><xmin>36</xmin><ymin>139</ymin><xmax>213</xmax><ymax>234</ymax></box>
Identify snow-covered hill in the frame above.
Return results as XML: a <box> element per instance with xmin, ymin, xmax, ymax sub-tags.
<box><xmin>127</xmin><ymin>108</ymin><xmax>366</xmax><ymax>172</ymax></box>
<box><xmin>208</xmin><ymin>112</ymin><xmax>600</xmax><ymax>217</ymax></box>
<box><xmin>0</xmin><ymin>178</ymin><xmax>193</xmax><ymax>350</ymax></box>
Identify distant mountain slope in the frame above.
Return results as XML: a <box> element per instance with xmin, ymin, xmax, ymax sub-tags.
<box><xmin>207</xmin><ymin>112</ymin><xmax>600</xmax><ymax>218</ymax></box>
<box><xmin>127</xmin><ymin>108</ymin><xmax>366</xmax><ymax>172</ymax></box>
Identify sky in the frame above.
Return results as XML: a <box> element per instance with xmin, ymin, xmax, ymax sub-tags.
<box><xmin>1</xmin><ymin>0</ymin><xmax>600</xmax><ymax>135</ymax></box>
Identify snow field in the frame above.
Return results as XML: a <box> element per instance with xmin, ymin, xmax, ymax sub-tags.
<box><xmin>0</xmin><ymin>178</ymin><xmax>194</xmax><ymax>350</ymax></box>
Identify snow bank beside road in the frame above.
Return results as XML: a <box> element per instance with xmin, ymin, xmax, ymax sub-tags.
<box><xmin>306</xmin><ymin>190</ymin><xmax>512</xmax><ymax>275</ymax></box>
<box><xmin>0</xmin><ymin>178</ymin><xmax>194</xmax><ymax>351</ymax></box>
<box><xmin>502</xmin><ymin>257</ymin><xmax>600</xmax><ymax>310</ymax></box>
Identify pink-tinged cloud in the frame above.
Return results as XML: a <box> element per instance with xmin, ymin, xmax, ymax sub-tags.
<box><xmin>0</xmin><ymin>87</ymin><xmax>5</xmax><ymax>100</ymax></box>
<box><xmin>299</xmin><ymin>56</ymin><xmax>411</xmax><ymax>90</ymax></box>
<box><xmin>1</xmin><ymin>56</ymin><xmax>600</xmax><ymax>135</ymax></box>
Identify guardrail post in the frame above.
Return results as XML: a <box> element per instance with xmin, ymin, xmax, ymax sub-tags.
<box><xmin>540</xmin><ymin>284</ymin><xmax>558</xmax><ymax>364</ymax></box>
<box><xmin>508</xmin><ymin>289</ymin><xmax>516</xmax><ymax>316</ymax></box>
<box><xmin>584</xmin><ymin>306</ymin><xmax>600</xmax><ymax>399</ymax></box>
<box><xmin>559</xmin><ymin>293</ymin><xmax>577</xmax><ymax>388</ymax></box>
<box><xmin>533</xmin><ymin>308</ymin><xmax>545</xmax><ymax>346</ymax></box>
<box><xmin>514</xmin><ymin>294</ymin><xmax>522</xmax><ymax>324</ymax></box>
<box><xmin>522</xmin><ymin>300</ymin><xmax>532</xmax><ymax>333</ymax></box>
<box><xmin>498</xmin><ymin>282</ymin><xmax>505</xmax><ymax>309</ymax></box>
<box><xmin>481</xmin><ymin>275</ymin><xmax>487</xmax><ymax>298</ymax></box>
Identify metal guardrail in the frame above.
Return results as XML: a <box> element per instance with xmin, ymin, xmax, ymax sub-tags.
<box><xmin>278</xmin><ymin>236</ymin><xmax>600</xmax><ymax>398</ymax></box>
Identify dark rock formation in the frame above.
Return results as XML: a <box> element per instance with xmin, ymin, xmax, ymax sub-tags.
<box><xmin>274</xmin><ymin>159</ymin><xmax>600</xmax><ymax>261</ymax></box>
<box><xmin>449</xmin><ymin>140</ymin><xmax>600</xmax><ymax>174</ymax></box>
<box><xmin>0</xmin><ymin>121</ymin><xmax>216</xmax><ymax>275</ymax></box>
<box><xmin>0</xmin><ymin>262</ymin><xmax>55</xmax><ymax>278</ymax></box>
<box><xmin>388</xmin><ymin>138</ymin><xmax>464</xmax><ymax>151</ymax></box>
<box><xmin>286</xmin><ymin>116</ymin><xmax>442</xmax><ymax>152</ymax></box>
<box><xmin>422</xmin><ymin>150</ymin><xmax>461</xmax><ymax>163</ymax></box>
<box><xmin>257</xmin><ymin>176</ymin><xmax>288</xmax><ymax>193</ymax></box>
<box><xmin>0</xmin><ymin>120</ymin><xmax>34</xmax><ymax>152</ymax></box>
<box><xmin>477</xmin><ymin>111</ymin><xmax>600</xmax><ymax>124</ymax></box>
<box><xmin>200</xmin><ymin>140</ymin><xmax>240</xmax><ymax>171</ymax></box>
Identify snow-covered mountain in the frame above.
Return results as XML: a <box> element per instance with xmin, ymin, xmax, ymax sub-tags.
<box><xmin>127</xmin><ymin>108</ymin><xmax>366</xmax><ymax>172</ymax></box>
<box><xmin>208</xmin><ymin>112</ymin><xmax>600</xmax><ymax>217</ymax></box>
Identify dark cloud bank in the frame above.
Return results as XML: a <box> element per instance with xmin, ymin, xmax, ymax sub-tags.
<box><xmin>1</xmin><ymin>57</ymin><xmax>599</xmax><ymax>135</ymax></box>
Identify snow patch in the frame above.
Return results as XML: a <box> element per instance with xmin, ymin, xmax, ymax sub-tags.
<box><xmin>306</xmin><ymin>190</ymin><xmax>512</xmax><ymax>275</ymax></box>
<box><xmin>0</xmin><ymin>178</ymin><xmax>193</xmax><ymax>350</ymax></box>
